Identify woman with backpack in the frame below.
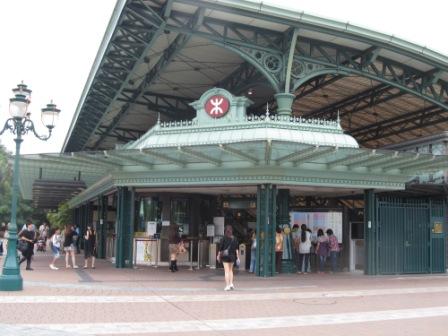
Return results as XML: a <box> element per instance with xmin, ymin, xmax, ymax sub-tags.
<box><xmin>316</xmin><ymin>229</ymin><xmax>329</xmax><ymax>274</ymax></box>
<box><xmin>49</xmin><ymin>228</ymin><xmax>62</xmax><ymax>270</ymax></box>
<box><xmin>217</xmin><ymin>225</ymin><xmax>240</xmax><ymax>291</ymax></box>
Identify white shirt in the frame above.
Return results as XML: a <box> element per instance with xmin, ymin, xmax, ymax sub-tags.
<box><xmin>299</xmin><ymin>231</ymin><xmax>312</xmax><ymax>253</ymax></box>
<box><xmin>52</xmin><ymin>234</ymin><xmax>62</xmax><ymax>248</ymax></box>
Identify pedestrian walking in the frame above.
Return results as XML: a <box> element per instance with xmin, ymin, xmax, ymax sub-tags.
<box><xmin>63</xmin><ymin>225</ymin><xmax>78</xmax><ymax>268</ymax></box>
<box><xmin>217</xmin><ymin>225</ymin><xmax>240</xmax><ymax>291</ymax></box>
<box><xmin>83</xmin><ymin>226</ymin><xmax>97</xmax><ymax>269</ymax></box>
<box><xmin>168</xmin><ymin>224</ymin><xmax>181</xmax><ymax>272</ymax></box>
<box><xmin>18</xmin><ymin>221</ymin><xmax>37</xmax><ymax>271</ymax></box>
<box><xmin>49</xmin><ymin>228</ymin><xmax>62</xmax><ymax>270</ymax></box>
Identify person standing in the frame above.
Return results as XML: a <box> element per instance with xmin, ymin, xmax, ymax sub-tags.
<box><xmin>73</xmin><ymin>225</ymin><xmax>81</xmax><ymax>254</ymax></box>
<box><xmin>49</xmin><ymin>228</ymin><xmax>62</xmax><ymax>270</ymax></box>
<box><xmin>291</xmin><ymin>224</ymin><xmax>300</xmax><ymax>269</ymax></box>
<box><xmin>249</xmin><ymin>230</ymin><xmax>257</xmax><ymax>273</ymax></box>
<box><xmin>275</xmin><ymin>227</ymin><xmax>283</xmax><ymax>274</ymax></box>
<box><xmin>63</xmin><ymin>225</ymin><xmax>78</xmax><ymax>268</ymax></box>
<box><xmin>168</xmin><ymin>224</ymin><xmax>181</xmax><ymax>272</ymax></box>
<box><xmin>316</xmin><ymin>229</ymin><xmax>329</xmax><ymax>274</ymax></box>
<box><xmin>298</xmin><ymin>224</ymin><xmax>311</xmax><ymax>274</ymax></box>
<box><xmin>217</xmin><ymin>225</ymin><xmax>239</xmax><ymax>291</ymax></box>
<box><xmin>18</xmin><ymin>221</ymin><xmax>37</xmax><ymax>271</ymax></box>
<box><xmin>83</xmin><ymin>226</ymin><xmax>97</xmax><ymax>269</ymax></box>
<box><xmin>327</xmin><ymin>229</ymin><xmax>340</xmax><ymax>273</ymax></box>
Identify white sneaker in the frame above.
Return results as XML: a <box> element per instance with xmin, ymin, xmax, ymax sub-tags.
<box><xmin>73</xmin><ymin>265</ymin><xmax>79</xmax><ymax>269</ymax></box>
<box><xmin>229</xmin><ymin>284</ymin><xmax>235</xmax><ymax>290</ymax></box>
<box><xmin>224</xmin><ymin>286</ymin><xmax>231</xmax><ymax>291</ymax></box>
<box><xmin>49</xmin><ymin>264</ymin><xmax>58</xmax><ymax>270</ymax></box>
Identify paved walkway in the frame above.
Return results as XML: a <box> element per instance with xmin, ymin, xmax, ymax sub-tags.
<box><xmin>1</xmin><ymin>252</ymin><xmax>448</xmax><ymax>335</ymax></box>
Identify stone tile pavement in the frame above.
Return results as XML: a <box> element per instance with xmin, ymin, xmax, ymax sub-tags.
<box><xmin>1</xmin><ymin>251</ymin><xmax>448</xmax><ymax>335</ymax></box>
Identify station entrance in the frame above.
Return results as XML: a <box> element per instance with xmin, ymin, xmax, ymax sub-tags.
<box><xmin>21</xmin><ymin>88</ymin><xmax>448</xmax><ymax>277</ymax></box>
<box><xmin>85</xmin><ymin>185</ymin><xmax>446</xmax><ymax>277</ymax></box>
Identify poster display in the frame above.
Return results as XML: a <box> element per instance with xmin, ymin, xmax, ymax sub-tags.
<box><xmin>146</xmin><ymin>221</ymin><xmax>157</xmax><ymax>236</ymax></box>
<box><xmin>207</xmin><ymin>224</ymin><xmax>215</xmax><ymax>237</ymax></box>
<box><xmin>135</xmin><ymin>239</ymin><xmax>158</xmax><ymax>265</ymax></box>
<box><xmin>290</xmin><ymin>212</ymin><xmax>343</xmax><ymax>242</ymax></box>
<box><xmin>213</xmin><ymin>217</ymin><xmax>225</xmax><ymax>236</ymax></box>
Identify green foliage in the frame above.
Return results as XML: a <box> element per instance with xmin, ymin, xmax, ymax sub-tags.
<box><xmin>0</xmin><ymin>144</ymin><xmax>34</xmax><ymax>225</ymax></box>
<box><xmin>46</xmin><ymin>202</ymin><xmax>73</xmax><ymax>230</ymax></box>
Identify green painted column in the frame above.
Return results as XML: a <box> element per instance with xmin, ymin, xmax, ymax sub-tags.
<box><xmin>72</xmin><ymin>208</ymin><xmax>77</xmax><ymax>227</ymax></box>
<box><xmin>364</xmin><ymin>189</ymin><xmax>377</xmax><ymax>275</ymax></box>
<box><xmin>96</xmin><ymin>195</ymin><xmax>107</xmax><ymax>259</ymax></box>
<box><xmin>115</xmin><ymin>187</ymin><xmax>135</xmax><ymax>268</ymax></box>
<box><xmin>274</xmin><ymin>93</ymin><xmax>295</xmax><ymax>116</ymax></box>
<box><xmin>256</xmin><ymin>184</ymin><xmax>277</xmax><ymax>277</ymax></box>
<box><xmin>79</xmin><ymin>205</ymin><xmax>84</xmax><ymax>232</ymax></box>
<box><xmin>277</xmin><ymin>189</ymin><xmax>292</xmax><ymax>272</ymax></box>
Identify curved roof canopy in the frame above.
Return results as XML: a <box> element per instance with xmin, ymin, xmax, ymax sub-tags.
<box><xmin>20</xmin><ymin>88</ymin><xmax>448</xmax><ymax>208</ymax></box>
<box><xmin>63</xmin><ymin>0</ymin><xmax>448</xmax><ymax>153</ymax></box>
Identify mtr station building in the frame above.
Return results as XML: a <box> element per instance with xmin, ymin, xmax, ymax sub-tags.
<box><xmin>18</xmin><ymin>0</ymin><xmax>448</xmax><ymax>276</ymax></box>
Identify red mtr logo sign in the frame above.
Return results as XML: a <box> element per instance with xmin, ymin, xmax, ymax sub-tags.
<box><xmin>204</xmin><ymin>95</ymin><xmax>230</xmax><ymax>118</ymax></box>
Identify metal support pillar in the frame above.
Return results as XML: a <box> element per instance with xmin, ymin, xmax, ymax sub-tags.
<box><xmin>364</xmin><ymin>189</ymin><xmax>377</xmax><ymax>275</ymax></box>
<box><xmin>274</xmin><ymin>93</ymin><xmax>295</xmax><ymax>116</ymax></box>
<box><xmin>79</xmin><ymin>205</ymin><xmax>85</xmax><ymax>232</ymax></box>
<box><xmin>72</xmin><ymin>208</ymin><xmax>78</xmax><ymax>228</ymax></box>
<box><xmin>83</xmin><ymin>202</ymin><xmax>93</xmax><ymax>251</ymax></box>
<box><xmin>97</xmin><ymin>195</ymin><xmax>107</xmax><ymax>259</ymax></box>
<box><xmin>115</xmin><ymin>187</ymin><xmax>135</xmax><ymax>268</ymax></box>
<box><xmin>256</xmin><ymin>184</ymin><xmax>277</xmax><ymax>277</ymax></box>
<box><xmin>277</xmin><ymin>189</ymin><xmax>292</xmax><ymax>272</ymax></box>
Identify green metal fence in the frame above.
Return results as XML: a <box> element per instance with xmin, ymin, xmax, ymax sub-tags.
<box><xmin>377</xmin><ymin>197</ymin><xmax>446</xmax><ymax>274</ymax></box>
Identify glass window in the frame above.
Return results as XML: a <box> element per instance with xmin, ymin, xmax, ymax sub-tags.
<box><xmin>171</xmin><ymin>198</ymin><xmax>190</xmax><ymax>235</ymax></box>
<box><xmin>137</xmin><ymin>197</ymin><xmax>161</xmax><ymax>232</ymax></box>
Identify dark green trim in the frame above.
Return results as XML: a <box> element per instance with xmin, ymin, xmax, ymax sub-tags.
<box><xmin>364</xmin><ymin>189</ymin><xmax>377</xmax><ymax>275</ymax></box>
<box><xmin>115</xmin><ymin>187</ymin><xmax>135</xmax><ymax>268</ymax></box>
<box><xmin>97</xmin><ymin>195</ymin><xmax>107</xmax><ymax>259</ymax></box>
<box><xmin>256</xmin><ymin>184</ymin><xmax>277</xmax><ymax>277</ymax></box>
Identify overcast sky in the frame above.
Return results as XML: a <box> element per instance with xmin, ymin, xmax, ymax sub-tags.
<box><xmin>0</xmin><ymin>0</ymin><xmax>447</xmax><ymax>155</ymax></box>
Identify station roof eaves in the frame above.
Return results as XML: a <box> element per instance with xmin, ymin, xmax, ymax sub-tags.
<box><xmin>62</xmin><ymin>0</ymin><xmax>448</xmax><ymax>153</ymax></box>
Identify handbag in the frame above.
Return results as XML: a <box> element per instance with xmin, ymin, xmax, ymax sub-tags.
<box><xmin>17</xmin><ymin>239</ymin><xmax>28</xmax><ymax>253</ymax></box>
<box><xmin>177</xmin><ymin>241</ymin><xmax>187</xmax><ymax>254</ymax></box>
<box><xmin>222</xmin><ymin>247</ymin><xmax>229</xmax><ymax>257</ymax></box>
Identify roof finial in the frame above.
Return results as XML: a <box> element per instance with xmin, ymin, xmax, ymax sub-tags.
<box><xmin>265</xmin><ymin>102</ymin><xmax>270</xmax><ymax>117</ymax></box>
<box><xmin>157</xmin><ymin>112</ymin><xmax>161</xmax><ymax>125</ymax></box>
<box><xmin>337</xmin><ymin>109</ymin><xmax>340</xmax><ymax>124</ymax></box>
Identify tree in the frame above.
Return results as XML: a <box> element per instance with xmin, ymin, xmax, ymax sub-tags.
<box><xmin>46</xmin><ymin>202</ymin><xmax>72</xmax><ymax>230</ymax></box>
<box><xmin>0</xmin><ymin>143</ymin><xmax>34</xmax><ymax>226</ymax></box>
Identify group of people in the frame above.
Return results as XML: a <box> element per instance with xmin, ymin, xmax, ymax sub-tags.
<box><xmin>48</xmin><ymin>224</ymin><xmax>97</xmax><ymax>270</ymax></box>
<box><xmin>12</xmin><ymin>220</ymin><xmax>97</xmax><ymax>271</ymax></box>
<box><xmin>249</xmin><ymin>224</ymin><xmax>340</xmax><ymax>276</ymax></box>
<box><xmin>292</xmin><ymin>224</ymin><xmax>340</xmax><ymax>274</ymax></box>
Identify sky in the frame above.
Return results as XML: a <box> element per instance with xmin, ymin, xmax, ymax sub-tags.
<box><xmin>0</xmin><ymin>0</ymin><xmax>447</xmax><ymax>155</ymax></box>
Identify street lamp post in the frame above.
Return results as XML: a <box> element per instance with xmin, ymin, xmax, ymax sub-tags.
<box><xmin>0</xmin><ymin>83</ymin><xmax>60</xmax><ymax>291</ymax></box>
